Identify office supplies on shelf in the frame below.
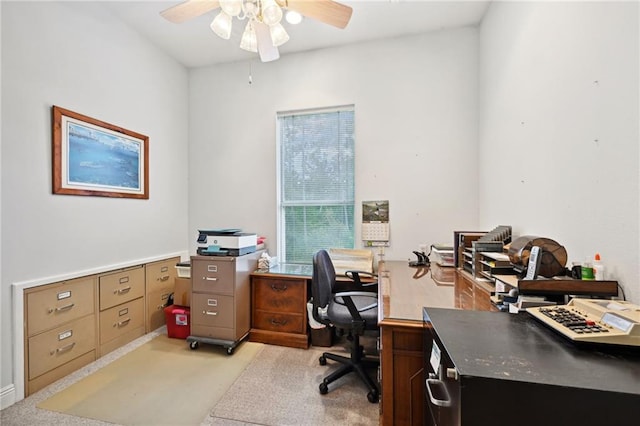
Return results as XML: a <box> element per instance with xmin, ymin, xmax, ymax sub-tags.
<box><xmin>527</xmin><ymin>298</ymin><xmax>640</xmax><ymax>346</ymax></box>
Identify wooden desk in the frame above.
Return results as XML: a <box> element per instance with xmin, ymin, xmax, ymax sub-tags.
<box><xmin>378</xmin><ymin>261</ymin><xmax>455</xmax><ymax>426</ymax></box>
<box><xmin>249</xmin><ymin>264</ymin><xmax>376</xmax><ymax>349</ymax></box>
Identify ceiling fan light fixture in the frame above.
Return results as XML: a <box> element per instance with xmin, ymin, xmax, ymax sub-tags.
<box><xmin>240</xmin><ymin>20</ymin><xmax>258</xmax><ymax>52</ymax></box>
<box><xmin>220</xmin><ymin>0</ymin><xmax>243</xmax><ymax>17</ymax></box>
<box><xmin>269</xmin><ymin>22</ymin><xmax>289</xmax><ymax>47</ymax></box>
<box><xmin>261</xmin><ymin>0</ymin><xmax>283</xmax><ymax>26</ymax></box>
<box><xmin>210</xmin><ymin>11</ymin><xmax>233</xmax><ymax>40</ymax></box>
<box><xmin>285</xmin><ymin>10</ymin><xmax>303</xmax><ymax>25</ymax></box>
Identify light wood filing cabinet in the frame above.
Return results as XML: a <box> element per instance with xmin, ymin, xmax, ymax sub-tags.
<box><xmin>145</xmin><ymin>256</ymin><xmax>179</xmax><ymax>332</ymax></box>
<box><xmin>24</xmin><ymin>275</ymin><xmax>98</xmax><ymax>396</ymax></box>
<box><xmin>98</xmin><ymin>266</ymin><xmax>145</xmax><ymax>355</ymax></box>
<box><xmin>190</xmin><ymin>252</ymin><xmax>261</xmax><ymax>351</ymax></box>
<box><xmin>249</xmin><ymin>275</ymin><xmax>309</xmax><ymax>349</ymax></box>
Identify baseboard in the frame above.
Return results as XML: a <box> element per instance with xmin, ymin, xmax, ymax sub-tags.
<box><xmin>1</xmin><ymin>384</ymin><xmax>16</xmax><ymax>410</ymax></box>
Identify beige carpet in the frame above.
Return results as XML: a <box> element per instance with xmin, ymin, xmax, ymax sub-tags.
<box><xmin>37</xmin><ymin>334</ymin><xmax>263</xmax><ymax>426</ymax></box>
<box><xmin>208</xmin><ymin>343</ymin><xmax>379</xmax><ymax>425</ymax></box>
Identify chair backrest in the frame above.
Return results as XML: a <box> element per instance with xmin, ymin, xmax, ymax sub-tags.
<box><xmin>311</xmin><ymin>249</ymin><xmax>336</xmax><ymax>324</ymax></box>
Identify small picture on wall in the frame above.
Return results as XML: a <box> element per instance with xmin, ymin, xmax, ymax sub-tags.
<box><xmin>52</xmin><ymin>105</ymin><xmax>149</xmax><ymax>199</ymax></box>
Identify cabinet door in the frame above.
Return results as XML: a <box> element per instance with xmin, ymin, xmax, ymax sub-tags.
<box><xmin>381</xmin><ymin>324</ymin><xmax>424</xmax><ymax>426</ymax></box>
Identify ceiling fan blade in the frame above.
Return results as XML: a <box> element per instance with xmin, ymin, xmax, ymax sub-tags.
<box><xmin>160</xmin><ymin>0</ymin><xmax>221</xmax><ymax>24</ymax></box>
<box><xmin>283</xmin><ymin>0</ymin><xmax>353</xmax><ymax>29</ymax></box>
<box><xmin>255</xmin><ymin>21</ymin><xmax>280</xmax><ymax>62</ymax></box>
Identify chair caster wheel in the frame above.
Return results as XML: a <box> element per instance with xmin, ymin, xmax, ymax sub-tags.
<box><xmin>319</xmin><ymin>382</ymin><xmax>329</xmax><ymax>395</ymax></box>
<box><xmin>367</xmin><ymin>390</ymin><xmax>379</xmax><ymax>403</ymax></box>
<box><xmin>189</xmin><ymin>341</ymin><xmax>198</xmax><ymax>350</ymax></box>
<box><xmin>319</xmin><ymin>355</ymin><xmax>327</xmax><ymax>366</ymax></box>
<box><xmin>226</xmin><ymin>347</ymin><xmax>234</xmax><ymax>355</ymax></box>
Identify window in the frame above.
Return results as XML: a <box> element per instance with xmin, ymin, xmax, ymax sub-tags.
<box><xmin>277</xmin><ymin>106</ymin><xmax>355</xmax><ymax>264</ymax></box>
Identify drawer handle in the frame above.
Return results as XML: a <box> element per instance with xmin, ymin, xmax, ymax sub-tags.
<box><xmin>204</xmin><ymin>311</ymin><xmax>218</xmax><ymax>316</ymax></box>
<box><xmin>116</xmin><ymin>318</ymin><xmax>131</xmax><ymax>327</ymax></box>
<box><xmin>426</xmin><ymin>378</ymin><xmax>452</xmax><ymax>407</ymax></box>
<box><xmin>158</xmin><ymin>275</ymin><xmax>170</xmax><ymax>282</ymax></box>
<box><xmin>270</xmin><ymin>318</ymin><xmax>288</xmax><ymax>326</ymax></box>
<box><xmin>270</xmin><ymin>284</ymin><xmax>288</xmax><ymax>292</ymax></box>
<box><xmin>115</xmin><ymin>286</ymin><xmax>131</xmax><ymax>294</ymax></box>
<box><xmin>204</xmin><ymin>277</ymin><xmax>218</xmax><ymax>281</ymax></box>
<box><xmin>48</xmin><ymin>303</ymin><xmax>75</xmax><ymax>313</ymax></box>
<box><xmin>50</xmin><ymin>342</ymin><xmax>75</xmax><ymax>355</ymax></box>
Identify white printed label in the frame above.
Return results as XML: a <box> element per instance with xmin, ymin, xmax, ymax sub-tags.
<box><xmin>57</xmin><ymin>291</ymin><xmax>71</xmax><ymax>300</ymax></box>
<box><xmin>59</xmin><ymin>330</ymin><xmax>72</xmax><ymax>340</ymax></box>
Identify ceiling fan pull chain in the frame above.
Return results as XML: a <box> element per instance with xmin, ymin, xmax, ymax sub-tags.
<box><xmin>248</xmin><ymin>61</ymin><xmax>253</xmax><ymax>85</ymax></box>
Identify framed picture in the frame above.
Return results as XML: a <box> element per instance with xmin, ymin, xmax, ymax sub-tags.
<box><xmin>52</xmin><ymin>106</ymin><xmax>149</xmax><ymax>199</ymax></box>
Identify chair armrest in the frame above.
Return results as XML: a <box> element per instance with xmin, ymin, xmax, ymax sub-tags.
<box><xmin>344</xmin><ymin>270</ymin><xmax>378</xmax><ymax>288</ymax></box>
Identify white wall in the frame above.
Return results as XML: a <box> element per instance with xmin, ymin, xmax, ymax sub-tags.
<box><xmin>189</xmin><ymin>27</ymin><xmax>480</xmax><ymax>262</ymax></box>
<box><xmin>0</xmin><ymin>2</ymin><xmax>189</xmax><ymax>402</ymax></box>
<box><xmin>479</xmin><ymin>1</ymin><xmax>639</xmax><ymax>303</ymax></box>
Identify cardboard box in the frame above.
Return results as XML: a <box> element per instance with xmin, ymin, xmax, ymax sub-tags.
<box><xmin>173</xmin><ymin>277</ymin><xmax>191</xmax><ymax>307</ymax></box>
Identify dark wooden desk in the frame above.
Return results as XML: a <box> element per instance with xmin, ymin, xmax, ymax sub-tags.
<box><xmin>423</xmin><ymin>307</ymin><xmax>640</xmax><ymax>425</ymax></box>
<box><xmin>377</xmin><ymin>261</ymin><xmax>455</xmax><ymax>426</ymax></box>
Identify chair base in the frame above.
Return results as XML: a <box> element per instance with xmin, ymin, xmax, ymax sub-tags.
<box><xmin>318</xmin><ymin>334</ymin><xmax>380</xmax><ymax>403</ymax></box>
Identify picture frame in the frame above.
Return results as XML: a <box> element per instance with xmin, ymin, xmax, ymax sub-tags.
<box><xmin>52</xmin><ymin>106</ymin><xmax>149</xmax><ymax>199</ymax></box>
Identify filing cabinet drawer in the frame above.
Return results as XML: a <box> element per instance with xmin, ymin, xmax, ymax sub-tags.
<box><xmin>28</xmin><ymin>314</ymin><xmax>96</xmax><ymax>380</ymax></box>
<box><xmin>252</xmin><ymin>277</ymin><xmax>306</xmax><ymax>313</ymax></box>
<box><xmin>99</xmin><ymin>267</ymin><xmax>145</xmax><ymax>311</ymax></box>
<box><xmin>146</xmin><ymin>257</ymin><xmax>178</xmax><ymax>293</ymax></box>
<box><xmin>190</xmin><ymin>324</ymin><xmax>236</xmax><ymax>342</ymax></box>
<box><xmin>99</xmin><ymin>297</ymin><xmax>144</xmax><ymax>344</ymax></box>
<box><xmin>191</xmin><ymin>294</ymin><xmax>234</xmax><ymax>328</ymax></box>
<box><xmin>192</xmin><ymin>260</ymin><xmax>235</xmax><ymax>295</ymax></box>
<box><xmin>27</xmin><ymin>276</ymin><xmax>96</xmax><ymax>336</ymax></box>
<box><xmin>147</xmin><ymin>288</ymin><xmax>172</xmax><ymax>332</ymax></box>
<box><xmin>253</xmin><ymin>311</ymin><xmax>305</xmax><ymax>334</ymax></box>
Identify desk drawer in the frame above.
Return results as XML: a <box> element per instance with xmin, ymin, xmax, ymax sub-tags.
<box><xmin>99</xmin><ymin>297</ymin><xmax>144</xmax><ymax>345</ymax></box>
<box><xmin>191</xmin><ymin>294</ymin><xmax>234</xmax><ymax>328</ymax></box>
<box><xmin>252</xmin><ymin>277</ymin><xmax>306</xmax><ymax>313</ymax></box>
<box><xmin>99</xmin><ymin>267</ymin><xmax>145</xmax><ymax>311</ymax></box>
<box><xmin>27</xmin><ymin>276</ymin><xmax>96</xmax><ymax>336</ymax></box>
<box><xmin>192</xmin><ymin>260</ymin><xmax>235</xmax><ymax>295</ymax></box>
<box><xmin>28</xmin><ymin>314</ymin><xmax>96</xmax><ymax>380</ymax></box>
<box><xmin>253</xmin><ymin>310</ymin><xmax>305</xmax><ymax>334</ymax></box>
<box><xmin>146</xmin><ymin>257</ymin><xmax>178</xmax><ymax>293</ymax></box>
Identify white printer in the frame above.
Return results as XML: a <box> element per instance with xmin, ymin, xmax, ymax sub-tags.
<box><xmin>196</xmin><ymin>229</ymin><xmax>257</xmax><ymax>256</ymax></box>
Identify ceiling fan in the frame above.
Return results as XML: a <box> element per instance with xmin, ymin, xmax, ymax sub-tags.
<box><xmin>161</xmin><ymin>0</ymin><xmax>353</xmax><ymax>62</ymax></box>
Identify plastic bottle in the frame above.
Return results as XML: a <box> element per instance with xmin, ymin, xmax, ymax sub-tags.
<box><xmin>593</xmin><ymin>253</ymin><xmax>605</xmax><ymax>280</ymax></box>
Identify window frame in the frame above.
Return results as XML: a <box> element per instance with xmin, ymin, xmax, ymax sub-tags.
<box><xmin>276</xmin><ymin>105</ymin><xmax>356</xmax><ymax>264</ymax></box>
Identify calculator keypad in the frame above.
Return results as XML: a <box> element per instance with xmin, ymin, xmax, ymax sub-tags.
<box><xmin>538</xmin><ymin>307</ymin><xmax>609</xmax><ymax>334</ymax></box>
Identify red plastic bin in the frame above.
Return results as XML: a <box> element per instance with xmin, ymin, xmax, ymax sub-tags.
<box><xmin>164</xmin><ymin>305</ymin><xmax>191</xmax><ymax>339</ymax></box>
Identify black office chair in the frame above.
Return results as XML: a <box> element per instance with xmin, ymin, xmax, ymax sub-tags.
<box><xmin>311</xmin><ymin>249</ymin><xmax>380</xmax><ymax>403</ymax></box>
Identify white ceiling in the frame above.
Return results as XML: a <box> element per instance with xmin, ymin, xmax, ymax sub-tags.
<box><xmin>95</xmin><ymin>0</ymin><xmax>491</xmax><ymax>68</ymax></box>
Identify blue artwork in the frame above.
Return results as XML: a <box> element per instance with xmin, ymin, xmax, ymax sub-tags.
<box><xmin>67</xmin><ymin>122</ymin><xmax>141</xmax><ymax>190</ymax></box>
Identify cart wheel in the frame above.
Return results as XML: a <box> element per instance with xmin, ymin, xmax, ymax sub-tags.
<box><xmin>189</xmin><ymin>341</ymin><xmax>198</xmax><ymax>350</ymax></box>
<box><xmin>367</xmin><ymin>390</ymin><xmax>379</xmax><ymax>403</ymax></box>
<box><xmin>319</xmin><ymin>382</ymin><xmax>329</xmax><ymax>395</ymax></box>
<box><xmin>319</xmin><ymin>355</ymin><xmax>327</xmax><ymax>366</ymax></box>
<box><xmin>226</xmin><ymin>347</ymin><xmax>234</xmax><ymax>355</ymax></box>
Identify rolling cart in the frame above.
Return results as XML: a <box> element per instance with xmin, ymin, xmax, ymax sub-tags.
<box><xmin>186</xmin><ymin>332</ymin><xmax>248</xmax><ymax>355</ymax></box>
